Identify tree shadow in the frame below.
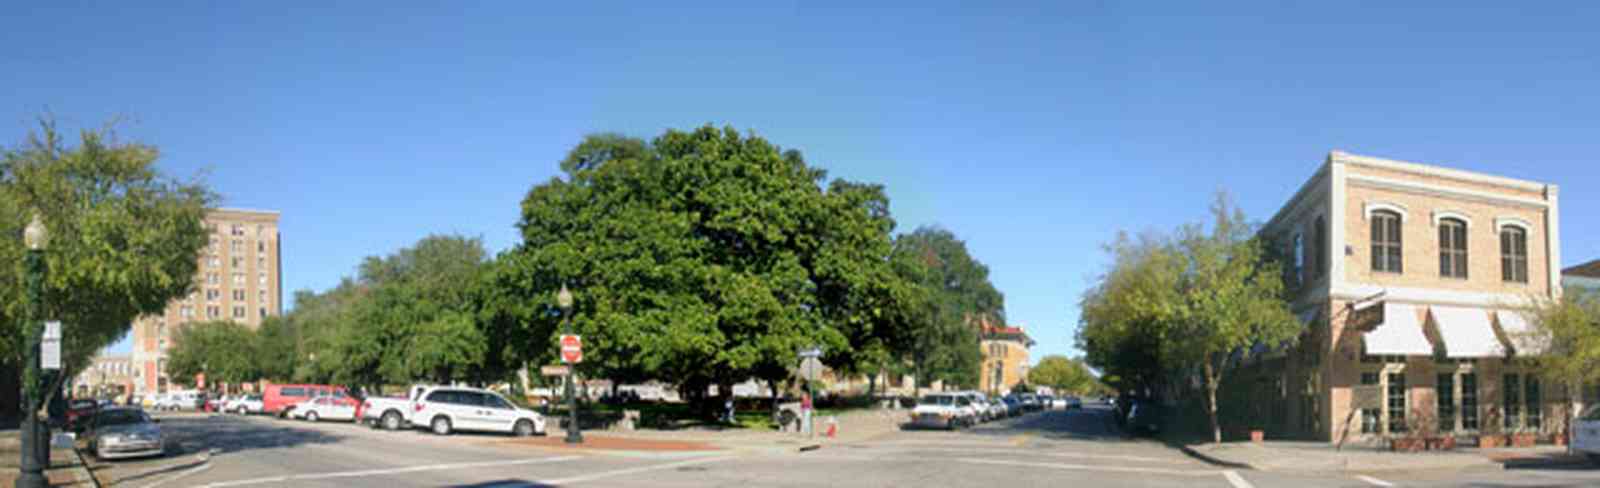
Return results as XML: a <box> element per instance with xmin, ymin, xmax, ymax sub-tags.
<box><xmin>448</xmin><ymin>480</ymin><xmax>557</xmax><ymax>488</ymax></box>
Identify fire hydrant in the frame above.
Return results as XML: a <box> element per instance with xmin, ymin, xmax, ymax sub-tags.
<box><xmin>825</xmin><ymin>416</ymin><xmax>838</xmax><ymax>439</ymax></box>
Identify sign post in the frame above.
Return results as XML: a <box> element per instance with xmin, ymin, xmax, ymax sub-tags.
<box><xmin>560</xmin><ymin>335</ymin><xmax>583</xmax><ymax>364</ymax></box>
<box><xmin>40</xmin><ymin>321</ymin><xmax>61</xmax><ymax>371</ymax></box>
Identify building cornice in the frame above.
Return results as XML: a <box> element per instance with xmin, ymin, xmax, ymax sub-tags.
<box><xmin>1346</xmin><ymin>174</ymin><xmax>1550</xmax><ymax>209</ymax></box>
<box><xmin>1331</xmin><ymin>150</ymin><xmax>1547</xmax><ymax>192</ymax></box>
<box><xmin>1264</xmin><ymin>161</ymin><xmax>1331</xmax><ymax>234</ymax></box>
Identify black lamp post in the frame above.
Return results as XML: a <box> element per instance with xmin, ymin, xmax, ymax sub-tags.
<box><xmin>558</xmin><ymin>284</ymin><xmax>582</xmax><ymax>444</ymax></box>
<box><xmin>16</xmin><ymin>214</ymin><xmax>49</xmax><ymax>488</ymax></box>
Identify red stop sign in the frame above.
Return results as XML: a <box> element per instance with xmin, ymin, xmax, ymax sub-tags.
<box><xmin>560</xmin><ymin>334</ymin><xmax>583</xmax><ymax>364</ymax></box>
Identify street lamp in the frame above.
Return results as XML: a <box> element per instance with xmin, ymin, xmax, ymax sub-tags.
<box><xmin>557</xmin><ymin>284</ymin><xmax>582</xmax><ymax>444</ymax></box>
<box><xmin>16</xmin><ymin>214</ymin><xmax>49</xmax><ymax>488</ymax></box>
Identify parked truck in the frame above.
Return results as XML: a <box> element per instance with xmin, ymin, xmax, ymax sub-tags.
<box><xmin>360</xmin><ymin>385</ymin><xmax>432</xmax><ymax>431</ymax></box>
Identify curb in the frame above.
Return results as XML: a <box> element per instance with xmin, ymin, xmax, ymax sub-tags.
<box><xmin>67</xmin><ymin>445</ymin><xmax>100</xmax><ymax>488</ymax></box>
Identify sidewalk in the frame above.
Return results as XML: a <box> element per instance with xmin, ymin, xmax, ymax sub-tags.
<box><xmin>0</xmin><ymin>431</ymin><xmax>99</xmax><ymax>487</ymax></box>
<box><xmin>1180</xmin><ymin>439</ymin><xmax>1584</xmax><ymax>474</ymax></box>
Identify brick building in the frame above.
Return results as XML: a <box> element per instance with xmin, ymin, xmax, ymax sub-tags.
<box><xmin>130</xmin><ymin>208</ymin><xmax>282</xmax><ymax>395</ymax></box>
<box><xmin>1246</xmin><ymin>150</ymin><xmax>1563</xmax><ymax>443</ymax></box>
<box><xmin>73</xmin><ymin>354</ymin><xmax>133</xmax><ymax>398</ymax></box>
<box><xmin>978</xmin><ymin>316</ymin><xmax>1034</xmax><ymax>395</ymax></box>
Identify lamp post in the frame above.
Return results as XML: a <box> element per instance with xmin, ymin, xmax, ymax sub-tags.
<box><xmin>16</xmin><ymin>214</ymin><xmax>49</xmax><ymax>488</ymax></box>
<box><xmin>557</xmin><ymin>284</ymin><xmax>582</xmax><ymax>444</ymax></box>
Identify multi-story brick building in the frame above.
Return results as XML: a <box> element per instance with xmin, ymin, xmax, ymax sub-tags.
<box><xmin>978</xmin><ymin>316</ymin><xmax>1033</xmax><ymax>395</ymax></box>
<box><xmin>1251</xmin><ymin>151</ymin><xmax>1562</xmax><ymax>443</ymax></box>
<box><xmin>73</xmin><ymin>354</ymin><xmax>133</xmax><ymax>398</ymax></box>
<box><xmin>130</xmin><ymin>208</ymin><xmax>282</xmax><ymax>395</ymax></box>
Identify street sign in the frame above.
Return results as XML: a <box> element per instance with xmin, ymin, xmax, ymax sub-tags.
<box><xmin>798</xmin><ymin>346</ymin><xmax>823</xmax><ymax>358</ymax></box>
<box><xmin>798</xmin><ymin>357</ymin><xmax>824</xmax><ymax>381</ymax></box>
<box><xmin>41</xmin><ymin>320</ymin><xmax>61</xmax><ymax>370</ymax></box>
<box><xmin>560</xmin><ymin>334</ymin><xmax>583</xmax><ymax>364</ymax></box>
<box><xmin>540</xmin><ymin>365</ymin><xmax>571</xmax><ymax>377</ymax></box>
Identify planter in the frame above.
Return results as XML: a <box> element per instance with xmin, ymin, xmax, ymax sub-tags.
<box><xmin>1390</xmin><ymin>438</ymin><xmax>1425</xmax><ymax>452</ymax></box>
<box><xmin>1510</xmin><ymin>433</ymin><xmax>1537</xmax><ymax>448</ymax></box>
<box><xmin>1554</xmin><ymin>434</ymin><xmax>1568</xmax><ymax>446</ymax></box>
<box><xmin>1249</xmin><ymin>430</ymin><xmax>1264</xmax><ymax>444</ymax></box>
<box><xmin>1425</xmin><ymin>436</ymin><xmax>1457</xmax><ymax>451</ymax></box>
<box><xmin>1478</xmin><ymin>435</ymin><xmax>1507</xmax><ymax>448</ymax></box>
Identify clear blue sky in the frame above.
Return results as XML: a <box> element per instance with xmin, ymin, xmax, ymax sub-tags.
<box><xmin>4</xmin><ymin>2</ymin><xmax>1598</xmax><ymax>365</ymax></box>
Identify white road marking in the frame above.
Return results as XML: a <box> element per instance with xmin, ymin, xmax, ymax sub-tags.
<box><xmin>910</xmin><ymin>447</ymin><xmax>1199</xmax><ymax>465</ymax></box>
<box><xmin>1355</xmin><ymin>474</ymin><xmax>1396</xmax><ymax>487</ymax></box>
<box><xmin>1222</xmin><ymin>470</ymin><xmax>1255</xmax><ymax>488</ymax></box>
<box><xmin>138</xmin><ymin>459</ymin><xmax>213</xmax><ymax>488</ymax></box>
<box><xmin>956</xmin><ymin>458</ymin><xmax>1220</xmax><ymax>477</ymax></box>
<box><xmin>540</xmin><ymin>455</ymin><xmax>736</xmax><ymax>485</ymax></box>
<box><xmin>198</xmin><ymin>455</ymin><xmax>581</xmax><ymax>487</ymax></box>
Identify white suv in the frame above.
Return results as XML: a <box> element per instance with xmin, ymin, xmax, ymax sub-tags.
<box><xmin>909</xmin><ymin>393</ymin><xmax>978</xmax><ymax>430</ymax></box>
<box><xmin>412</xmin><ymin>387</ymin><xmax>545</xmax><ymax>437</ymax></box>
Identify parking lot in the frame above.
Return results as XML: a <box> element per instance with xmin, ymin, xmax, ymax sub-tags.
<box><xmin>78</xmin><ymin>404</ymin><xmax>1600</xmax><ymax>488</ymax></box>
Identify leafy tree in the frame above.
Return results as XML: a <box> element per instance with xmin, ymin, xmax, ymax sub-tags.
<box><xmin>1078</xmin><ymin>231</ymin><xmax>1182</xmax><ymax>395</ymax></box>
<box><xmin>164</xmin><ymin>320</ymin><xmax>258</xmax><ymax>387</ymax></box>
<box><xmin>1520</xmin><ymin>287</ymin><xmax>1600</xmax><ymax>436</ymax></box>
<box><xmin>502</xmin><ymin>126</ymin><xmax>906</xmax><ymax>408</ymax></box>
<box><xmin>1028</xmin><ymin>355</ymin><xmax>1095</xmax><ymax>394</ymax></box>
<box><xmin>0</xmin><ymin>119</ymin><xmax>213</xmax><ymax>414</ymax></box>
<box><xmin>891</xmin><ymin>226</ymin><xmax>1004</xmax><ymax>391</ymax></box>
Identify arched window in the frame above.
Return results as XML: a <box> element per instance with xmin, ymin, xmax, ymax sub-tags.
<box><xmin>1371</xmin><ymin>210</ymin><xmax>1403</xmax><ymax>273</ymax></box>
<box><xmin>1501</xmin><ymin>226</ymin><xmax>1528</xmax><ymax>283</ymax></box>
<box><xmin>1439</xmin><ymin>218</ymin><xmax>1468</xmax><ymax>278</ymax></box>
<box><xmin>1313</xmin><ymin>216</ymin><xmax>1328</xmax><ymax>279</ymax></box>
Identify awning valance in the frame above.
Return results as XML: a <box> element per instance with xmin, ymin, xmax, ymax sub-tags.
<box><xmin>1363</xmin><ymin>303</ymin><xmax>1432</xmax><ymax>356</ymax></box>
<box><xmin>1495</xmin><ymin>310</ymin><xmax>1546</xmax><ymax>356</ymax></box>
<box><xmin>1429</xmin><ymin>306</ymin><xmax>1500</xmax><ymax>358</ymax></box>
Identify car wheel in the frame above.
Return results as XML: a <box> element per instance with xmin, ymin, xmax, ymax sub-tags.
<box><xmin>381</xmin><ymin>411</ymin><xmax>403</xmax><ymax>431</ymax></box>
<box><xmin>514</xmin><ymin>419</ymin><xmax>535</xmax><ymax>437</ymax></box>
<box><xmin>307</xmin><ymin>411</ymin><xmax>319</xmax><ymax>422</ymax></box>
<box><xmin>431</xmin><ymin>416</ymin><xmax>453</xmax><ymax>435</ymax></box>
<box><xmin>946</xmin><ymin>418</ymin><xmax>956</xmax><ymax>431</ymax></box>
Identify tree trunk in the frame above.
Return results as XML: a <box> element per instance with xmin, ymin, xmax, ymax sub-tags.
<box><xmin>868</xmin><ymin>371</ymin><xmax>879</xmax><ymax>404</ymax></box>
<box><xmin>1204</xmin><ymin>359</ymin><xmax>1221</xmax><ymax>444</ymax></box>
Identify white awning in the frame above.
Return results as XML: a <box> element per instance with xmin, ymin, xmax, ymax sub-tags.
<box><xmin>1495</xmin><ymin>310</ymin><xmax>1547</xmax><ymax>356</ymax></box>
<box><xmin>1429</xmin><ymin>306</ymin><xmax>1500</xmax><ymax>358</ymax></box>
<box><xmin>1363</xmin><ymin>303</ymin><xmax>1432</xmax><ymax>356</ymax></box>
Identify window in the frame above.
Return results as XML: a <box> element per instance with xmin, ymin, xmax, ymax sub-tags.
<box><xmin>1361</xmin><ymin>373</ymin><xmax>1380</xmax><ymax>433</ymax></box>
<box><xmin>230</xmin><ymin>224</ymin><xmax>245</xmax><ymax>236</ymax></box>
<box><xmin>258</xmin><ymin>256</ymin><xmax>266</xmax><ymax>269</ymax></box>
<box><xmin>1504</xmin><ymin>374</ymin><xmax>1521</xmax><ymax>430</ymax></box>
<box><xmin>1439</xmin><ymin>218</ymin><xmax>1468</xmax><ymax>279</ymax></box>
<box><xmin>258</xmin><ymin>290</ymin><xmax>268</xmax><ymax>302</ymax></box>
<box><xmin>1501</xmin><ymin>227</ymin><xmax>1529</xmax><ymax>283</ymax></box>
<box><xmin>1462</xmin><ymin>373</ymin><xmax>1479</xmax><ymax>430</ymax></box>
<box><xmin>1437</xmin><ymin>374</ymin><xmax>1455</xmax><ymax>432</ymax></box>
<box><xmin>259</xmin><ymin>307</ymin><xmax>268</xmax><ymax>318</ymax></box>
<box><xmin>1387</xmin><ymin>372</ymin><xmax>1407</xmax><ymax>433</ymax></box>
<box><xmin>207</xmin><ymin>257</ymin><xmax>220</xmax><ymax>268</ymax></box>
<box><xmin>282</xmin><ymin>387</ymin><xmax>306</xmax><ymax>397</ymax></box>
<box><xmin>207</xmin><ymin>306</ymin><xmax>220</xmax><ymax>319</ymax></box>
<box><xmin>232</xmin><ymin>239</ymin><xmax>243</xmax><ymax>253</ymax></box>
<box><xmin>207</xmin><ymin>273</ymin><xmax>220</xmax><ymax>285</ymax></box>
<box><xmin>208</xmin><ymin>237</ymin><xmax>220</xmax><ymax>256</ymax></box>
<box><xmin>1371</xmin><ymin>211</ymin><xmax>1403</xmax><ymax>273</ymax></box>
<box><xmin>232</xmin><ymin>290</ymin><xmax>245</xmax><ymax>301</ymax></box>
<box><xmin>232</xmin><ymin>257</ymin><xmax>244</xmax><ymax>268</ymax></box>
<box><xmin>233</xmin><ymin>306</ymin><xmax>245</xmax><ymax>318</ymax></box>
<box><xmin>258</xmin><ymin>241</ymin><xmax>266</xmax><ymax>253</ymax></box>
<box><xmin>1313</xmin><ymin>217</ymin><xmax>1327</xmax><ymax>279</ymax></box>
<box><xmin>233</xmin><ymin>273</ymin><xmax>245</xmax><ymax>285</ymax></box>
<box><xmin>259</xmin><ymin>274</ymin><xmax>268</xmax><ymax>286</ymax></box>
<box><xmin>206</xmin><ymin>289</ymin><xmax>220</xmax><ymax>301</ymax></box>
<box><xmin>1293</xmin><ymin>233</ymin><xmax>1305</xmax><ymax>286</ymax></box>
<box><xmin>180</xmin><ymin>306</ymin><xmax>194</xmax><ymax>318</ymax></box>
<box><xmin>1525</xmin><ymin>376</ymin><xmax>1541</xmax><ymax>430</ymax></box>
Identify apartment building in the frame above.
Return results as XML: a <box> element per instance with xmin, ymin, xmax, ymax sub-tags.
<box><xmin>1249</xmin><ymin>151</ymin><xmax>1561</xmax><ymax>443</ymax></box>
<box><xmin>978</xmin><ymin>316</ymin><xmax>1034</xmax><ymax>395</ymax></box>
<box><xmin>130</xmin><ymin>208</ymin><xmax>282</xmax><ymax>395</ymax></box>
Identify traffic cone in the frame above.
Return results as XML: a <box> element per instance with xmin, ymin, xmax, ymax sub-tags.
<box><xmin>826</xmin><ymin>416</ymin><xmax>838</xmax><ymax>439</ymax></box>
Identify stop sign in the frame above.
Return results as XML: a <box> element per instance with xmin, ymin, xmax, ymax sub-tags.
<box><xmin>560</xmin><ymin>334</ymin><xmax>583</xmax><ymax>364</ymax></box>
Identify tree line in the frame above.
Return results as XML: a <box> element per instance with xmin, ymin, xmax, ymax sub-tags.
<box><xmin>162</xmin><ymin>125</ymin><xmax>1009</xmax><ymax>403</ymax></box>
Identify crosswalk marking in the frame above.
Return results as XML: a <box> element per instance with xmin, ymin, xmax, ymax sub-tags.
<box><xmin>1355</xmin><ymin>474</ymin><xmax>1396</xmax><ymax>487</ymax></box>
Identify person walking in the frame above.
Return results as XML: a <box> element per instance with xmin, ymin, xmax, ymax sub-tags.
<box><xmin>801</xmin><ymin>389</ymin><xmax>814</xmax><ymax>437</ymax></box>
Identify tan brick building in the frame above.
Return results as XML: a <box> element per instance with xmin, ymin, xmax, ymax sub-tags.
<box><xmin>130</xmin><ymin>208</ymin><xmax>282</xmax><ymax>395</ymax></box>
<box><xmin>1248</xmin><ymin>151</ymin><xmax>1563</xmax><ymax>443</ymax></box>
<box><xmin>978</xmin><ymin>316</ymin><xmax>1034</xmax><ymax>395</ymax></box>
<box><xmin>73</xmin><ymin>354</ymin><xmax>133</xmax><ymax>399</ymax></box>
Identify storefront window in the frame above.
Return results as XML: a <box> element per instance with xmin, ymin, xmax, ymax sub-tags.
<box><xmin>1387</xmin><ymin>372</ymin><xmax>1407</xmax><ymax>433</ymax></box>
<box><xmin>1525</xmin><ymin>376</ymin><xmax>1541</xmax><ymax>430</ymax></box>
<box><xmin>1504</xmin><ymin>374</ymin><xmax>1521</xmax><ymax>430</ymax></box>
<box><xmin>1361</xmin><ymin>372</ymin><xmax>1380</xmax><ymax>433</ymax></box>
<box><xmin>1437</xmin><ymin>374</ymin><xmax>1455</xmax><ymax>432</ymax></box>
<box><xmin>1461</xmin><ymin>373</ymin><xmax>1478</xmax><ymax>430</ymax></box>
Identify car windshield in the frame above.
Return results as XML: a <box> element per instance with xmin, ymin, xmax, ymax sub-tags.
<box><xmin>920</xmin><ymin>395</ymin><xmax>953</xmax><ymax>406</ymax></box>
<box><xmin>1583</xmin><ymin>406</ymin><xmax>1600</xmax><ymax>421</ymax></box>
<box><xmin>96</xmin><ymin>410</ymin><xmax>148</xmax><ymax>427</ymax></box>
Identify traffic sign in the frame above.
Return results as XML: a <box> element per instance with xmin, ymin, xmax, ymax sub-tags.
<box><xmin>560</xmin><ymin>334</ymin><xmax>583</xmax><ymax>364</ymax></box>
<box><xmin>798</xmin><ymin>346</ymin><xmax>823</xmax><ymax>358</ymax></box>
<box><xmin>798</xmin><ymin>357</ymin><xmax>824</xmax><ymax>381</ymax></box>
<box><xmin>41</xmin><ymin>320</ymin><xmax>61</xmax><ymax>370</ymax></box>
<box><xmin>540</xmin><ymin>365</ymin><xmax>571</xmax><ymax>377</ymax></box>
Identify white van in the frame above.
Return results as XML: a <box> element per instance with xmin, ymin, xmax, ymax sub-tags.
<box><xmin>155</xmin><ymin>390</ymin><xmax>201</xmax><ymax>411</ymax></box>
<box><xmin>1574</xmin><ymin>405</ymin><xmax>1600</xmax><ymax>465</ymax></box>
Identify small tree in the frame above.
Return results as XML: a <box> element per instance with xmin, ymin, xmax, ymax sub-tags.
<box><xmin>1029</xmin><ymin>355</ymin><xmax>1094</xmax><ymax>394</ymax></box>
<box><xmin>1520</xmin><ymin>288</ymin><xmax>1600</xmax><ymax>443</ymax></box>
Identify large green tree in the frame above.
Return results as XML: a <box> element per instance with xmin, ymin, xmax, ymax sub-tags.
<box><xmin>1028</xmin><ymin>355</ymin><xmax>1096</xmax><ymax>394</ymax></box>
<box><xmin>891</xmin><ymin>226</ymin><xmax>1004</xmax><ymax>391</ymax></box>
<box><xmin>0</xmin><ymin>120</ymin><xmax>213</xmax><ymax>414</ymax></box>
<box><xmin>501</xmin><ymin>126</ymin><xmax>907</xmax><ymax>406</ymax></box>
<box><xmin>164</xmin><ymin>320</ymin><xmax>259</xmax><ymax>387</ymax></box>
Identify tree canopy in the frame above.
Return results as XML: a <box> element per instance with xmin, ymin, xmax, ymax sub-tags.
<box><xmin>890</xmin><ymin>226</ymin><xmax>1004</xmax><ymax>390</ymax></box>
<box><xmin>1028</xmin><ymin>355</ymin><xmax>1097</xmax><ymax>395</ymax></box>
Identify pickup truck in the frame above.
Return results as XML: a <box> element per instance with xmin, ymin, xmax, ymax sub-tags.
<box><xmin>360</xmin><ymin>385</ymin><xmax>432</xmax><ymax>431</ymax></box>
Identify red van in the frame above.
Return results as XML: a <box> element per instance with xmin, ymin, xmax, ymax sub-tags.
<box><xmin>262</xmin><ymin>384</ymin><xmax>355</xmax><ymax>417</ymax></box>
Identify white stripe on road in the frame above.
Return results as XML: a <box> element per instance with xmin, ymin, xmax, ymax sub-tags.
<box><xmin>199</xmin><ymin>456</ymin><xmax>581</xmax><ymax>487</ymax></box>
<box><xmin>912</xmin><ymin>447</ymin><xmax>1199</xmax><ymax>465</ymax></box>
<box><xmin>1355</xmin><ymin>474</ymin><xmax>1396</xmax><ymax>487</ymax></box>
<box><xmin>957</xmin><ymin>458</ymin><xmax>1220</xmax><ymax>477</ymax></box>
<box><xmin>1222</xmin><ymin>470</ymin><xmax>1255</xmax><ymax>488</ymax></box>
<box><xmin>540</xmin><ymin>456</ymin><xmax>736</xmax><ymax>485</ymax></box>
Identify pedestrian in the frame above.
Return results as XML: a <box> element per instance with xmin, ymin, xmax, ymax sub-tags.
<box><xmin>724</xmin><ymin>397</ymin><xmax>735</xmax><ymax>424</ymax></box>
<box><xmin>801</xmin><ymin>389</ymin><xmax>814</xmax><ymax>436</ymax></box>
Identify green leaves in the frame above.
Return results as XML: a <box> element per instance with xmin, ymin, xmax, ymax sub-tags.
<box><xmin>1028</xmin><ymin>355</ymin><xmax>1097</xmax><ymax>395</ymax></box>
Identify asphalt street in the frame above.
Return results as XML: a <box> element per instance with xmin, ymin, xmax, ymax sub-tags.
<box><xmin>83</xmin><ymin>404</ymin><xmax>1600</xmax><ymax>488</ymax></box>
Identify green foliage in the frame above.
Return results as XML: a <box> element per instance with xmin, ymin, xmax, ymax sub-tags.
<box><xmin>0</xmin><ymin>119</ymin><xmax>213</xmax><ymax>392</ymax></box>
<box><xmin>1522</xmin><ymin>288</ymin><xmax>1600</xmax><ymax>407</ymax></box>
<box><xmin>1028</xmin><ymin>355</ymin><xmax>1096</xmax><ymax>394</ymax></box>
<box><xmin>890</xmin><ymin>226</ymin><xmax>1004</xmax><ymax>390</ymax></box>
<box><xmin>164</xmin><ymin>320</ymin><xmax>259</xmax><ymax>386</ymax></box>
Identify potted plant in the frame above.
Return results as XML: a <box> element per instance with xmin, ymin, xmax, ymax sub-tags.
<box><xmin>1509</xmin><ymin>427</ymin><xmax>1538</xmax><ymax>447</ymax></box>
<box><xmin>1478</xmin><ymin>407</ymin><xmax>1506</xmax><ymax>448</ymax></box>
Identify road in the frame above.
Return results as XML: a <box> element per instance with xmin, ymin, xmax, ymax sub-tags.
<box><xmin>85</xmin><ymin>404</ymin><xmax>1599</xmax><ymax>487</ymax></box>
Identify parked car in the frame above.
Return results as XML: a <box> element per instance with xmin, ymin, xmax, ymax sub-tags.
<box><xmin>959</xmin><ymin>392</ymin><xmax>992</xmax><ymax>421</ymax></box>
<box><xmin>909</xmin><ymin>393</ymin><xmax>978</xmax><ymax>430</ymax></box>
<box><xmin>1574</xmin><ymin>404</ymin><xmax>1600</xmax><ymax>465</ymax></box>
<box><xmin>409</xmin><ymin>386</ymin><xmax>545</xmax><ymax>436</ymax></box>
<box><xmin>1001</xmin><ymin>396</ymin><xmax>1022</xmax><ymax>417</ymax></box>
<box><xmin>204</xmin><ymin>394</ymin><xmax>231</xmax><ymax>413</ymax></box>
<box><xmin>262</xmin><ymin>384</ymin><xmax>350</xmax><ymax>418</ymax></box>
<box><xmin>66</xmin><ymin>399</ymin><xmax>101</xmax><ymax>431</ymax></box>
<box><xmin>295</xmin><ymin>397</ymin><xmax>359</xmax><ymax>422</ymax></box>
<box><xmin>1063</xmin><ymin>396</ymin><xmax>1083</xmax><ymax>410</ymax></box>
<box><xmin>986</xmin><ymin>396</ymin><xmax>1010</xmax><ymax>419</ymax></box>
<box><xmin>83</xmin><ymin>407</ymin><xmax>164</xmax><ymax>460</ymax></box>
<box><xmin>226</xmin><ymin>394</ymin><xmax>265</xmax><ymax>415</ymax></box>
<box><xmin>361</xmin><ymin>384</ymin><xmax>434</xmax><ymax>431</ymax></box>
<box><xmin>153</xmin><ymin>391</ymin><xmax>202</xmax><ymax>411</ymax></box>
<box><xmin>1125</xmin><ymin>400</ymin><xmax>1164</xmax><ymax>435</ymax></box>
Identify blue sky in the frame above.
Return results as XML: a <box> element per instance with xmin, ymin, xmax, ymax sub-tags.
<box><xmin>4</xmin><ymin>2</ymin><xmax>1598</xmax><ymax>365</ymax></box>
